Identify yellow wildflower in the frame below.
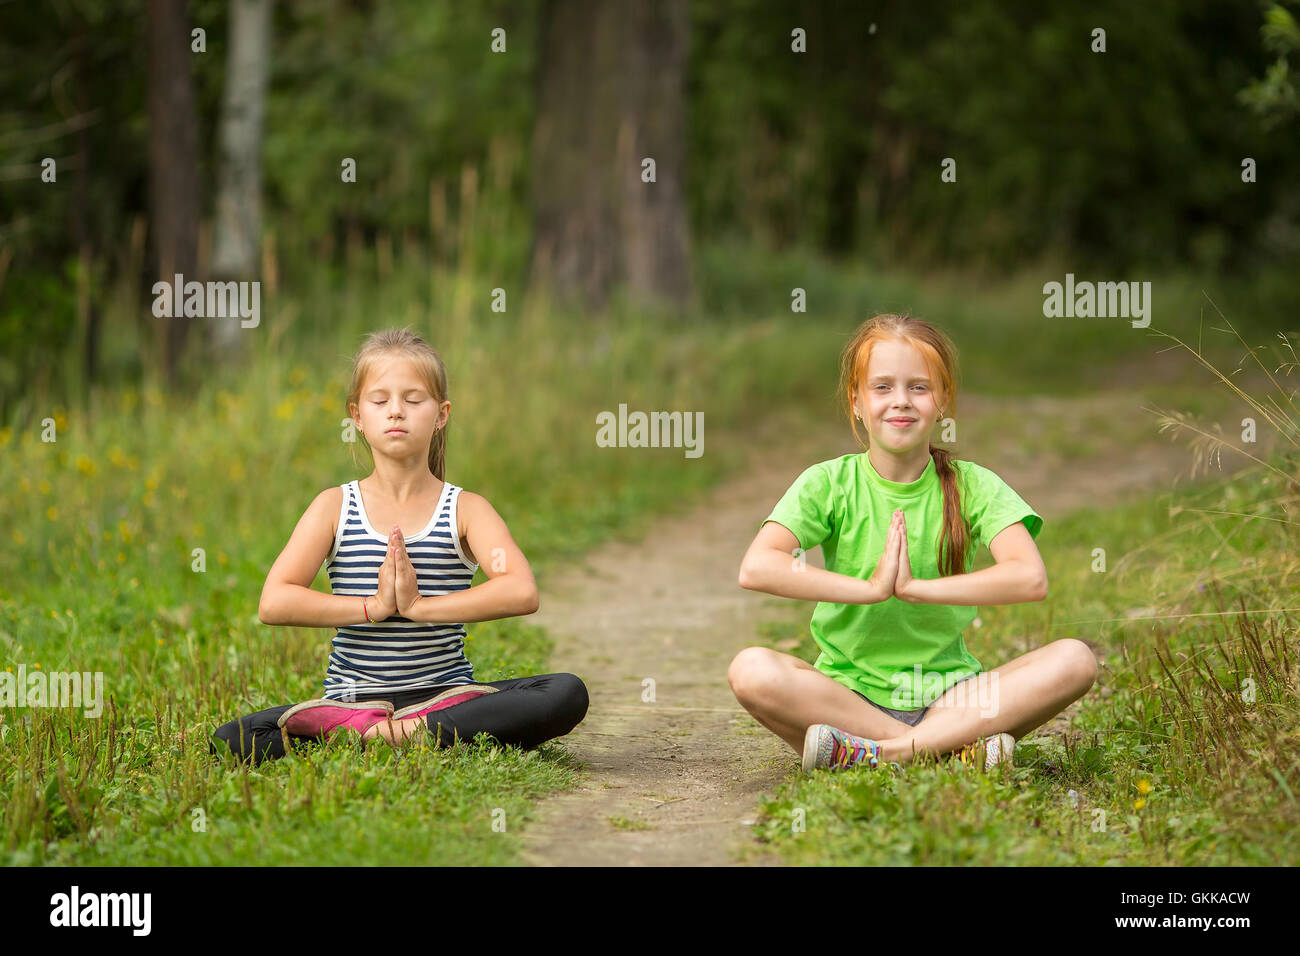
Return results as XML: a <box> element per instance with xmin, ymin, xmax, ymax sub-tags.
<box><xmin>46</xmin><ymin>506</ymin><xmax>58</xmax><ymax>522</ymax></box>
<box><xmin>1134</xmin><ymin>798</ymin><xmax>1146</xmax><ymax>810</ymax></box>
<box><xmin>76</xmin><ymin>454</ymin><xmax>96</xmax><ymax>476</ymax></box>
<box><xmin>1136</xmin><ymin>779</ymin><xmax>1152</xmax><ymax>795</ymax></box>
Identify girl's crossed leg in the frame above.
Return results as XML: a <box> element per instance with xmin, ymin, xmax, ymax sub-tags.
<box><xmin>366</xmin><ymin>672</ymin><xmax>588</xmax><ymax>749</ymax></box>
<box><xmin>728</xmin><ymin>639</ymin><xmax>1097</xmax><ymax>766</ymax></box>
<box><xmin>211</xmin><ymin>672</ymin><xmax>589</xmax><ymax>765</ymax></box>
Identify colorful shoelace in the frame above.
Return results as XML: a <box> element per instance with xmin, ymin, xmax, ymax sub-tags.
<box><xmin>833</xmin><ymin>730</ymin><xmax>881</xmax><ymax>768</ymax></box>
<box><xmin>956</xmin><ymin>736</ymin><xmax>991</xmax><ymax>768</ymax></box>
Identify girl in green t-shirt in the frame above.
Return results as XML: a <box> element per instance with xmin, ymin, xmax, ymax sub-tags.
<box><xmin>732</xmin><ymin>313</ymin><xmax>1097</xmax><ymax>773</ymax></box>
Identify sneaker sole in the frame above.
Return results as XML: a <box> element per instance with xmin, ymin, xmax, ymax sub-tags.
<box><xmin>277</xmin><ymin>698</ymin><xmax>395</xmax><ymax>732</ymax></box>
<box><xmin>391</xmin><ymin>684</ymin><xmax>499</xmax><ymax>720</ymax></box>
<box><xmin>987</xmin><ymin>732</ymin><xmax>1016</xmax><ymax>770</ymax></box>
<box><xmin>801</xmin><ymin>724</ymin><xmax>826</xmax><ymax>774</ymax></box>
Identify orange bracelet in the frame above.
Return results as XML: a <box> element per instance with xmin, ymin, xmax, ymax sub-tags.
<box><xmin>362</xmin><ymin>597</ymin><xmax>373</xmax><ymax>623</ymax></box>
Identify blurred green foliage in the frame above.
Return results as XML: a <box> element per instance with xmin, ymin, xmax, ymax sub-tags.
<box><xmin>1</xmin><ymin>0</ymin><xmax>1297</xmax><ymax>420</ymax></box>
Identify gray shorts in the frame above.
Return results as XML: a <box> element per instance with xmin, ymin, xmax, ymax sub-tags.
<box><xmin>853</xmin><ymin>689</ymin><xmax>928</xmax><ymax>727</ymax></box>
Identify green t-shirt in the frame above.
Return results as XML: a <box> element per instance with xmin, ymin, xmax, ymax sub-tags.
<box><xmin>764</xmin><ymin>452</ymin><xmax>1043</xmax><ymax>711</ymax></box>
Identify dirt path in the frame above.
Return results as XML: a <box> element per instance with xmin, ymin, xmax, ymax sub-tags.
<box><xmin>516</xmin><ymin>390</ymin><xmax>1270</xmax><ymax>866</ymax></box>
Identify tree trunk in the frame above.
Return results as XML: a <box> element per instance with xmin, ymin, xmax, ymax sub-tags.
<box><xmin>210</xmin><ymin>0</ymin><xmax>273</xmax><ymax>360</ymax></box>
<box><xmin>529</xmin><ymin>0</ymin><xmax>691</xmax><ymax>312</ymax></box>
<box><xmin>146</xmin><ymin>0</ymin><xmax>201</xmax><ymax>391</ymax></box>
<box><xmin>72</xmin><ymin>27</ymin><xmax>101</xmax><ymax>398</ymax></box>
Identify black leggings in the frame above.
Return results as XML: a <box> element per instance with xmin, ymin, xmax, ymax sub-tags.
<box><xmin>210</xmin><ymin>672</ymin><xmax>589</xmax><ymax>766</ymax></box>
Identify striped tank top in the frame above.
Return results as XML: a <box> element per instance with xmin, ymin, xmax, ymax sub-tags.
<box><xmin>321</xmin><ymin>478</ymin><xmax>478</xmax><ymax>699</ymax></box>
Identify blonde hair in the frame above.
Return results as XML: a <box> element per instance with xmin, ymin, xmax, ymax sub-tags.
<box><xmin>346</xmin><ymin>327</ymin><xmax>450</xmax><ymax>480</ymax></box>
<box><xmin>838</xmin><ymin>313</ymin><xmax>971</xmax><ymax>576</ymax></box>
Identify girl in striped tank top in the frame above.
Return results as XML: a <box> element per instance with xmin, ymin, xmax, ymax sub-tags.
<box><xmin>211</xmin><ymin>328</ymin><xmax>589</xmax><ymax>765</ymax></box>
<box><xmin>323</xmin><ymin>476</ymin><xmax>478</xmax><ymax>697</ymax></box>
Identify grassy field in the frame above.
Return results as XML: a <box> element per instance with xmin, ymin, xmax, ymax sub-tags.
<box><xmin>1</xmin><ymin>244</ymin><xmax>1295</xmax><ymax>864</ymax></box>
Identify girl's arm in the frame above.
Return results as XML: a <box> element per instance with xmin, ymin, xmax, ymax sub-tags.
<box><xmin>898</xmin><ymin>522</ymin><xmax>1047</xmax><ymax>606</ymax></box>
<box><xmin>258</xmin><ymin>488</ymin><xmax>391</xmax><ymax>626</ymax></box>
<box><xmin>404</xmin><ymin>492</ymin><xmax>539</xmax><ymax>624</ymax></box>
<box><xmin>739</xmin><ymin>519</ymin><xmax>895</xmax><ymax>605</ymax></box>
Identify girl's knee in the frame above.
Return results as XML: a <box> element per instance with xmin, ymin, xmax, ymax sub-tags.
<box><xmin>1056</xmin><ymin>639</ymin><xmax>1099</xmax><ymax>689</ymax></box>
<box><xmin>210</xmin><ymin>717</ymin><xmax>285</xmax><ymax>765</ymax></box>
<box><xmin>727</xmin><ymin>645</ymin><xmax>766</xmax><ymax>682</ymax></box>
<box><xmin>727</xmin><ymin>646</ymin><xmax>783</xmax><ymax>702</ymax></box>
<box><xmin>210</xmin><ymin>722</ymin><xmax>252</xmax><ymax>762</ymax></box>
<box><xmin>551</xmin><ymin>672</ymin><xmax>589</xmax><ymax>727</ymax></box>
<box><xmin>211</xmin><ymin>717</ymin><xmax>242</xmax><ymax>747</ymax></box>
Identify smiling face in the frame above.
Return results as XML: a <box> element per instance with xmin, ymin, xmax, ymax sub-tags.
<box><xmin>349</xmin><ymin>354</ymin><xmax>448</xmax><ymax>454</ymax></box>
<box><xmin>852</xmin><ymin>338</ymin><xmax>945</xmax><ymax>453</ymax></box>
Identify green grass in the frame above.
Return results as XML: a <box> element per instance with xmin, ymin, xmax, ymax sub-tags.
<box><xmin>746</xmin><ymin>444</ymin><xmax>1300</xmax><ymax>865</ymax></box>
<box><xmin>2</xmin><ymin>239</ymin><xmax>1295</xmax><ymax>864</ymax></box>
